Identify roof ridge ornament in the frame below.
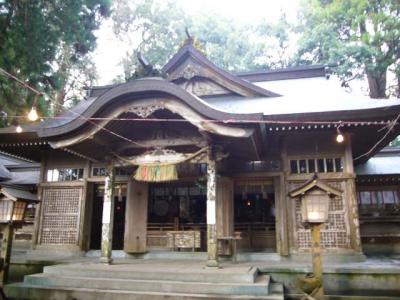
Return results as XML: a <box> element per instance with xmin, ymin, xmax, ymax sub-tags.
<box><xmin>126</xmin><ymin>52</ymin><xmax>163</xmax><ymax>81</ymax></box>
<box><xmin>185</xmin><ymin>27</ymin><xmax>193</xmax><ymax>45</ymax></box>
<box><xmin>184</xmin><ymin>27</ymin><xmax>206</xmax><ymax>55</ymax></box>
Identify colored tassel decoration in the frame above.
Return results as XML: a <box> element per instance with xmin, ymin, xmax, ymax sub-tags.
<box><xmin>134</xmin><ymin>164</ymin><xmax>178</xmax><ymax>182</ymax></box>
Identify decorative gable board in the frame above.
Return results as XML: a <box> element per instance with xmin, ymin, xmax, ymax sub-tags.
<box><xmin>163</xmin><ymin>42</ymin><xmax>280</xmax><ymax>98</ymax></box>
<box><xmin>168</xmin><ymin>58</ymin><xmax>246</xmax><ymax>97</ymax></box>
<box><xmin>176</xmin><ymin>77</ymin><xmax>236</xmax><ymax>97</ymax></box>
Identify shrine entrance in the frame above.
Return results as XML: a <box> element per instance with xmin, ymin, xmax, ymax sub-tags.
<box><xmin>89</xmin><ymin>184</ymin><xmax>127</xmax><ymax>250</ymax></box>
<box><xmin>234</xmin><ymin>179</ymin><xmax>276</xmax><ymax>252</ymax></box>
<box><xmin>147</xmin><ymin>181</ymin><xmax>207</xmax><ymax>251</ymax></box>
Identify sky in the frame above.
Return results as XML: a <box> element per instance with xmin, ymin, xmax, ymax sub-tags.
<box><xmin>93</xmin><ymin>0</ymin><xmax>301</xmax><ymax>85</ymax></box>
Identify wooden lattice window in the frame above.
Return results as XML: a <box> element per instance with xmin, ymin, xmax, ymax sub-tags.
<box><xmin>0</xmin><ymin>200</ymin><xmax>13</xmax><ymax>221</ymax></box>
<box><xmin>290</xmin><ymin>158</ymin><xmax>343</xmax><ymax>174</ymax></box>
<box><xmin>357</xmin><ymin>189</ymin><xmax>400</xmax><ymax>216</ymax></box>
<box><xmin>12</xmin><ymin>201</ymin><xmax>27</xmax><ymax>221</ymax></box>
<box><xmin>92</xmin><ymin>167</ymin><xmax>107</xmax><ymax>177</ymax></box>
<box><xmin>40</xmin><ymin>188</ymin><xmax>82</xmax><ymax>245</ymax></box>
<box><xmin>46</xmin><ymin>168</ymin><xmax>84</xmax><ymax>182</ymax></box>
<box><xmin>230</xmin><ymin>160</ymin><xmax>281</xmax><ymax>173</ymax></box>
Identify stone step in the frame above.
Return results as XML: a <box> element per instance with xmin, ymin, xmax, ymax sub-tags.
<box><xmin>327</xmin><ymin>296</ymin><xmax>400</xmax><ymax>300</ymax></box>
<box><xmin>287</xmin><ymin>294</ymin><xmax>400</xmax><ymax>300</ymax></box>
<box><xmin>24</xmin><ymin>273</ymin><xmax>271</xmax><ymax>296</ymax></box>
<box><xmin>85</xmin><ymin>251</ymin><xmax>282</xmax><ymax>262</ymax></box>
<box><xmin>5</xmin><ymin>283</ymin><xmax>285</xmax><ymax>300</ymax></box>
<box><xmin>268</xmin><ymin>282</ymin><xmax>284</xmax><ymax>295</ymax></box>
<box><xmin>86</xmin><ymin>250</ymin><xmax>208</xmax><ymax>260</ymax></box>
<box><xmin>42</xmin><ymin>262</ymin><xmax>258</xmax><ymax>283</ymax></box>
<box><xmin>236</xmin><ymin>253</ymin><xmax>281</xmax><ymax>263</ymax></box>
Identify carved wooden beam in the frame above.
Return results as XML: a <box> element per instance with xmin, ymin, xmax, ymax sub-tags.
<box><xmin>49</xmin><ymin>98</ymin><xmax>254</xmax><ymax>149</ymax></box>
<box><xmin>170</xmin><ymin>62</ymin><xmax>256</xmax><ymax>97</ymax></box>
<box><xmin>119</xmin><ymin>136</ymin><xmax>207</xmax><ymax>151</ymax></box>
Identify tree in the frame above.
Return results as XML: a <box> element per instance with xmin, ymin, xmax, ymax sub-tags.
<box><xmin>111</xmin><ymin>0</ymin><xmax>187</xmax><ymax>81</ymax></box>
<box><xmin>0</xmin><ymin>0</ymin><xmax>110</xmax><ymax>126</ymax></box>
<box><xmin>295</xmin><ymin>0</ymin><xmax>400</xmax><ymax>98</ymax></box>
<box><xmin>49</xmin><ymin>44</ymin><xmax>99</xmax><ymax>115</ymax></box>
<box><xmin>257</xmin><ymin>14</ymin><xmax>294</xmax><ymax>69</ymax></box>
<box><xmin>111</xmin><ymin>0</ymin><xmax>294</xmax><ymax>81</ymax></box>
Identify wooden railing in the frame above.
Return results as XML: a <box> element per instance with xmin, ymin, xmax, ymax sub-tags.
<box><xmin>146</xmin><ymin>222</ymin><xmax>276</xmax><ymax>251</ymax></box>
<box><xmin>234</xmin><ymin>222</ymin><xmax>276</xmax><ymax>251</ymax></box>
<box><xmin>359</xmin><ymin>204</ymin><xmax>400</xmax><ymax>217</ymax></box>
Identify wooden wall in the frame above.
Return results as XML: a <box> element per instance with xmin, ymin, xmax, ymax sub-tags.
<box><xmin>281</xmin><ymin>132</ymin><xmax>362</xmax><ymax>254</ymax></box>
<box><xmin>32</xmin><ymin>131</ymin><xmax>363</xmax><ymax>256</ymax></box>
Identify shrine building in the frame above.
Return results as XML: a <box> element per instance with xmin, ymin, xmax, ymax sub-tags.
<box><xmin>1</xmin><ymin>40</ymin><xmax>400</xmax><ymax>266</ymax></box>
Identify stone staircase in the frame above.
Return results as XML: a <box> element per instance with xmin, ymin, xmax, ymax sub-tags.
<box><xmin>5</xmin><ymin>261</ymin><xmax>284</xmax><ymax>300</ymax></box>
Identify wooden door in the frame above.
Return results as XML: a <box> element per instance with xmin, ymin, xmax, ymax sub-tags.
<box><xmin>216</xmin><ymin>177</ymin><xmax>234</xmax><ymax>255</ymax></box>
<box><xmin>124</xmin><ymin>179</ymin><xmax>148</xmax><ymax>253</ymax></box>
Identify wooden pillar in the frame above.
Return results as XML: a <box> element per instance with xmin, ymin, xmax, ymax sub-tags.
<box><xmin>343</xmin><ymin>135</ymin><xmax>362</xmax><ymax>253</ymax></box>
<box><xmin>0</xmin><ymin>224</ymin><xmax>14</xmax><ymax>285</ymax></box>
<box><xmin>206</xmin><ymin>155</ymin><xmax>218</xmax><ymax>267</ymax></box>
<box><xmin>32</xmin><ymin>151</ymin><xmax>47</xmax><ymax>249</ymax></box>
<box><xmin>274</xmin><ymin>175</ymin><xmax>289</xmax><ymax>256</ymax></box>
<box><xmin>279</xmin><ymin>137</ymin><xmax>293</xmax><ymax>255</ymax></box>
<box><xmin>216</xmin><ymin>177</ymin><xmax>234</xmax><ymax>255</ymax></box>
<box><xmin>100</xmin><ymin>166</ymin><xmax>115</xmax><ymax>264</ymax></box>
<box><xmin>79</xmin><ymin>160</ymin><xmax>92</xmax><ymax>251</ymax></box>
<box><xmin>124</xmin><ymin>179</ymin><xmax>148</xmax><ymax>253</ymax></box>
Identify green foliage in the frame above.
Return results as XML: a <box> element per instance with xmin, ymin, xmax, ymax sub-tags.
<box><xmin>257</xmin><ymin>14</ymin><xmax>294</xmax><ymax>69</ymax></box>
<box><xmin>295</xmin><ymin>0</ymin><xmax>400</xmax><ymax>98</ymax></box>
<box><xmin>0</xmin><ymin>0</ymin><xmax>110</xmax><ymax>126</ymax></box>
<box><xmin>111</xmin><ymin>0</ymin><xmax>293</xmax><ymax>81</ymax></box>
<box><xmin>389</xmin><ymin>136</ymin><xmax>400</xmax><ymax>147</ymax></box>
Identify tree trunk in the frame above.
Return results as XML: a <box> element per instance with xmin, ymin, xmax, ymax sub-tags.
<box><xmin>52</xmin><ymin>89</ymin><xmax>66</xmax><ymax>116</ymax></box>
<box><xmin>366</xmin><ymin>69</ymin><xmax>387</xmax><ymax>98</ymax></box>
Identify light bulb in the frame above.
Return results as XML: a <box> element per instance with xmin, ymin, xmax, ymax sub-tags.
<box><xmin>16</xmin><ymin>125</ymin><xmax>22</xmax><ymax>133</ymax></box>
<box><xmin>336</xmin><ymin>133</ymin><xmax>344</xmax><ymax>143</ymax></box>
<box><xmin>28</xmin><ymin>106</ymin><xmax>38</xmax><ymax>121</ymax></box>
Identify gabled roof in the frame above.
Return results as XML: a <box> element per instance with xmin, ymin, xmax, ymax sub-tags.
<box><xmin>0</xmin><ymin>165</ymin><xmax>11</xmax><ymax>180</ymax></box>
<box><xmin>356</xmin><ymin>147</ymin><xmax>400</xmax><ymax>176</ymax></box>
<box><xmin>0</xmin><ymin>152</ymin><xmax>40</xmax><ymax>184</ymax></box>
<box><xmin>237</xmin><ymin>65</ymin><xmax>327</xmax><ymax>82</ymax></box>
<box><xmin>289</xmin><ymin>175</ymin><xmax>343</xmax><ymax>197</ymax></box>
<box><xmin>162</xmin><ymin>40</ymin><xmax>280</xmax><ymax>98</ymax></box>
<box><xmin>0</xmin><ymin>150</ymin><xmax>34</xmax><ymax>165</ymax></box>
<box><xmin>34</xmin><ymin>78</ymin><xmax>263</xmax><ymax>139</ymax></box>
<box><xmin>0</xmin><ymin>186</ymin><xmax>37</xmax><ymax>202</ymax></box>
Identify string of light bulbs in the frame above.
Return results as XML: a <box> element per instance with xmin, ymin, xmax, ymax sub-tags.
<box><xmin>0</xmin><ymin>67</ymin><xmax>40</xmax><ymax>127</ymax></box>
<box><xmin>4</xmin><ymin>114</ymin><xmax>397</xmax><ymax>126</ymax></box>
<box><xmin>4</xmin><ymin>113</ymin><xmax>396</xmax><ymax>146</ymax></box>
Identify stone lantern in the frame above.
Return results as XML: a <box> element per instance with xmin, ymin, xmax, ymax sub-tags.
<box><xmin>0</xmin><ymin>187</ymin><xmax>37</xmax><ymax>285</ymax></box>
<box><xmin>290</xmin><ymin>175</ymin><xmax>342</xmax><ymax>300</ymax></box>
